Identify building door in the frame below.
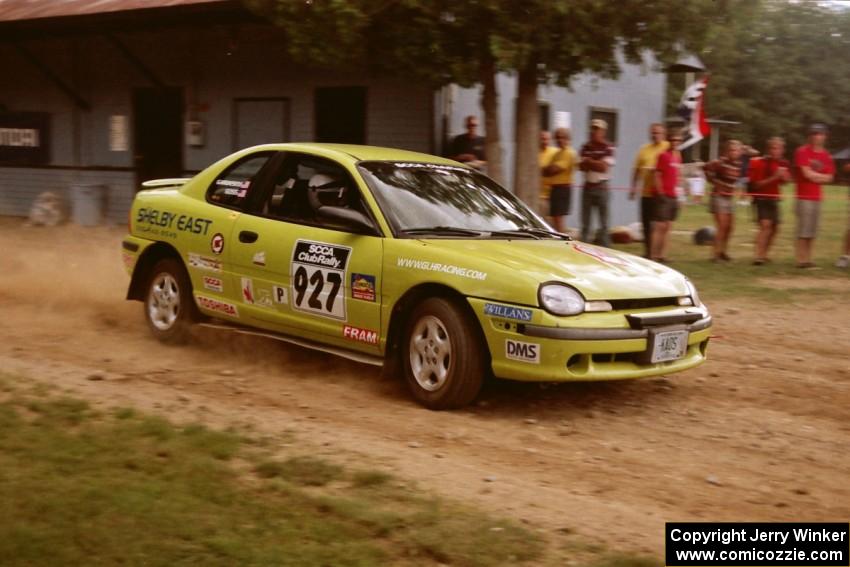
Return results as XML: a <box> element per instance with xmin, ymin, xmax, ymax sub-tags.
<box><xmin>314</xmin><ymin>87</ymin><xmax>366</xmax><ymax>144</ymax></box>
<box><xmin>133</xmin><ymin>87</ymin><xmax>183</xmax><ymax>185</ymax></box>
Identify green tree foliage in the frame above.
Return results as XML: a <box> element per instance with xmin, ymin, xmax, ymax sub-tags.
<box><xmin>669</xmin><ymin>1</ymin><xmax>850</xmax><ymax>153</ymax></box>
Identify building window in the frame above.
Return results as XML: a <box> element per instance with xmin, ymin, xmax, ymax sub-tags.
<box><xmin>539</xmin><ymin>102</ymin><xmax>551</xmax><ymax>133</ymax></box>
<box><xmin>589</xmin><ymin>107</ymin><xmax>618</xmax><ymax>145</ymax></box>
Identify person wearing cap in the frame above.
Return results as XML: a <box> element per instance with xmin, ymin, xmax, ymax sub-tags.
<box><xmin>541</xmin><ymin>127</ymin><xmax>577</xmax><ymax>232</ymax></box>
<box><xmin>748</xmin><ymin>137</ymin><xmax>791</xmax><ymax>265</ymax></box>
<box><xmin>579</xmin><ymin>119</ymin><xmax>616</xmax><ymax>246</ymax></box>
<box><xmin>793</xmin><ymin>123</ymin><xmax>835</xmax><ymax>269</ymax></box>
<box><xmin>630</xmin><ymin>123</ymin><xmax>669</xmax><ymax>257</ymax></box>
<box><xmin>448</xmin><ymin>115</ymin><xmax>487</xmax><ymax>171</ymax></box>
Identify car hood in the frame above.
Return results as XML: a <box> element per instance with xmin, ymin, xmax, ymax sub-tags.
<box><xmin>417</xmin><ymin>239</ymin><xmax>689</xmax><ymax>301</ymax></box>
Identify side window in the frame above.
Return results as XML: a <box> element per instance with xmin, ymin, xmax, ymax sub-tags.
<box><xmin>263</xmin><ymin>154</ymin><xmax>371</xmax><ymax>231</ymax></box>
<box><xmin>207</xmin><ymin>153</ymin><xmax>273</xmax><ymax>209</ymax></box>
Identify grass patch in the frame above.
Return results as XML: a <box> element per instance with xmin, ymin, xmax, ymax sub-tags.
<box><xmin>613</xmin><ymin>185</ymin><xmax>850</xmax><ymax>301</ymax></box>
<box><xmin>0</xmin><ymin>375</ymin><xmax>545</xmax><ymax>566</ymax></box>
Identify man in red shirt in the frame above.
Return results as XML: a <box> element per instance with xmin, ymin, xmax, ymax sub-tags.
<box><xmin>748</xmin><ymin>137</ymin><xmax>791</xmax><ymax>265</ymax></box>
<box><xmin>793</xmin><ymin>124</ymin><xmax>835</xmax><ymax>268</ymax></box>
<box><xmin>650</xmin><ymin>132</ymin><xmax>682</xmax><ymax>262</ymax></box>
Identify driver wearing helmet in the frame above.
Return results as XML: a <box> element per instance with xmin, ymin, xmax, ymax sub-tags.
<box><xmin>307</xmin><ymin>173</ymin><xmax>349</xmax><ymax>211</ymax></box>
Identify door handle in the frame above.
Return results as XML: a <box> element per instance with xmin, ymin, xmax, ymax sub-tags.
<box><xmin>239</xmin><ymin>230</ymin><xmax>259</xmax><ymax>243</ymax></box>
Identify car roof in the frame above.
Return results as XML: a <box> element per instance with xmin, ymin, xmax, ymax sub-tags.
<box><xmin>243</xmin><ymin>143</ymin><xmax>463</xmax><ymax>167</ymax></box>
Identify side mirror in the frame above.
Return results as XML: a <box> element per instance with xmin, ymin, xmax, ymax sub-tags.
<box><xmin>317</xmin><ymin>206</ymin><xmax>376</xmax><ymax>234</ymax></box>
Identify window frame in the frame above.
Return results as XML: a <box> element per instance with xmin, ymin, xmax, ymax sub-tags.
<box><xmin>205</xmin><ymin>150</ymin><xmax>280</xmax><ymax>213</ymax></box>
<box><xmin>248</xmin><ymin>151</ymin><xmax>385</xmax><ymax>238</ymax></box>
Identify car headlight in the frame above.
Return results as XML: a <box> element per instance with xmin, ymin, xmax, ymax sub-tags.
<box><xmin>685</xmin><ymin>279</ymin><xmax>702</xmax><ymax>307</ymax></box>
<box><xmin>538</xmin><ymin>283</ymin><xmax>585</xmax><ymax>316</ymax></box>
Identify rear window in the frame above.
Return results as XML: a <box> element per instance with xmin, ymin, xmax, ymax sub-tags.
<box><xmin>207</xmin><ymin>153</ymin><xmax>273</xmax><ymax>209</ymax></box>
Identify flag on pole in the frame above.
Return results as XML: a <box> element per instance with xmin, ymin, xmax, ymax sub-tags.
<box><xmin>677</xmin><ymin>76</ymin><xmax>710</xmax><ymax>150</ymax></box>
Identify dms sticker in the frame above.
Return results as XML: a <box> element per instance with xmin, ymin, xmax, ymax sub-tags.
<box><xmin>291</xmin><ymin>240</ymin><xmax>352</xmax><ymax>321</ymax></box>
<box><xmin>210</xmin><ymin>233</ymin><xmax>225</xmax><ymax>254</ymax></box>
<box><xmin>197</xmin><ymin>296</ymin><xmax>238</xmax><ymax>317</ymax></box>
<box><xmin>484</xmin><ymin>302</ymin><xmax>532</xmax><ymax>322</ymax></box>
<box><xmin>203</xmin><ymin>275</ymin><xmax>223</xmax><ymax>292</ymax></box>
<box><xmin>343</xmin><ymin>325</ymin><xmax>379</xmax><ymax>345</ymax></box>
<box><xmin>505</xmin><ymin>340</ymin><xmax>540</xmax><ymax>364</ymax></box>
<box><xmin>351</xmin><ymin>273</ymin><xmax>376</xmax><ymax>302</ymax></box>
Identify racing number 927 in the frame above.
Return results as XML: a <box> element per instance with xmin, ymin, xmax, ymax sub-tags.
<box><xmin>290</xmin><ymin>240</ymin><xmax>351</xmax><ymax>320</ymax></box>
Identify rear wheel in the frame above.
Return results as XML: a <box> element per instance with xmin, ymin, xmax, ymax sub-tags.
<box><xmin>403</xmin><ymin>297</ymin><xmax>485</xmax><ymax>409</ymax></box>
<box><xmin>144</xmin><ymin>258</ymin><xmax>195</xmax><ymax>344</ymax></box>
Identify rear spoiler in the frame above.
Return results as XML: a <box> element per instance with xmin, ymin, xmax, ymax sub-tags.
<box><xmin>141</xmin><ymin>178</ymin><xmax>192</xmax><ymax>189</ymax></box>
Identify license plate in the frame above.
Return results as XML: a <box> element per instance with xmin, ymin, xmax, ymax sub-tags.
<box><xmin>650</xmin><ymin>330</ymin><xmax>688</xmax><ymax>363</ymax></box>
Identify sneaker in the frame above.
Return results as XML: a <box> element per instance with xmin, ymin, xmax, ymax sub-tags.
<box><xmin>836</xmin><ymin>255</ymin><xmax>850</xmax><ymax>269</ymax></box>
<box><xmin>720</xmin><ymin>253</ymin><xmax>732</xmax><ymax>262</ymax></box>
<box><xmin>752</xmin><ymin>258</ymin><xmax>766</xmax><ymax>266</ymax></box>
<box><xmin>797</xmin><ymin>262</ymin><xmax>820</xmax><ymax>270</ymax></box>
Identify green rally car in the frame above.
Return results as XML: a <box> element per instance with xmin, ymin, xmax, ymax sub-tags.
<box><xmin>123</xmin><ymin>143</ymin><xmax>712</xmax><ymax>409</ymax></box>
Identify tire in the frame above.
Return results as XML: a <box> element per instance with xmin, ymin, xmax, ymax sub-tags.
<box><xmin>143</xmin><ymin>258</ymin><xmax>195</xmax><ymax>344</ymax></box>
<box><xmin>403</xmin><ymin>297</ymin><xmax>486</xmax><ymax>409</ymax></box>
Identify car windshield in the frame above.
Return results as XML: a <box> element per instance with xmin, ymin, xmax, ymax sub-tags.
<box><xmin>357</xmin><ymin>161</ymin><xmax>551</xmax><ymax>237</ymax></box>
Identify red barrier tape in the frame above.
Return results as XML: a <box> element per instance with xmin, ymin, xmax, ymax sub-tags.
<box><xmin>575</xmin><ymin>184</ymin><xmax>850</xmax><ymax>202</ymax></box>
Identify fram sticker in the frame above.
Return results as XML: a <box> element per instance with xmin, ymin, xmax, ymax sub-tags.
<box><xmin>351</xmin><ymin>273</ymin><xmax>376</xmax><ymax>302</ymax></box>
<box><xmin>484</xmin><ymin>303</ymin><xmax>532</xmax><ymax>322</ymax></box>
<box><xmin>210</xmin><ymin>233</ymin><xmax>225</xmax><ymax>254</ymax></box>
<box><xmin>197</xmin><ymin>296</ymin><xmax>238</xmax><ymax>317</ymax></box>
<box><xmin>343</xmin><ymin>325</ymin><xmax>379</xmax><ymax>345</ymax></box>
<box><xmin>188</xmin><ymin>253</ymin><xmax>222</xmax><ymax>272</ymax></box>
<box><xmin>241</xmin><ymin>277</ymin><xmax>254</xmax><ymax>304</ymax></box>
<box><xmin>273</xmin><ymin>285</ymin><xmax>288</xmax><ymax>304</ymax></box>
<box><xmin>505</xmin><ymin>340</ymin><xmax>540</xmax><ymax>364</ymax></box>
<box><xmin>203</xmin><ymin>275</ymin><xmax>223</xmax><ymax>292</ymax></box>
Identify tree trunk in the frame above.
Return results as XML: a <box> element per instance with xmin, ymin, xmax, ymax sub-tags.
<box><xmin>479</xmin><ymin>57</ymin><xmax>504</xmax><ymax>186</ymax></box>
<box><xmin>513</xmin><ymin>62</ymin><xmax>540</xmax><ymax>212</ymax></box>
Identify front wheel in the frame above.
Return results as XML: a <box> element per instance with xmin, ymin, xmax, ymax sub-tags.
<box><xmin>403</xmin><ymin>297</ymin><xmax>486</xmax><ymax>409</ymax></box>
<box><xmin>144</xmin><ymin>258</ymin><xmax>195</xmax><ymax>344</ymax></box>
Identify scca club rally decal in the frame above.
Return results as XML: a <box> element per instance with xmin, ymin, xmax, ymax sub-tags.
<box><xmin>505</xmin><ymin>339</ymin><xmax>540</xmax><ymax>363</ymax></box>
<box><xmin>197</xmin><ymin>296</ymin><xmax>238</xmax><ymax>317</ymax></box>
<box><xmin>136</xmin><ymin>208</ymin><xmax>212</xmax><ymax>236</ymax></box>
<box><xmin>343</xmin><ymin>325</ymin><xmax>379</xmax><ymax>345</ymax></box>
<box><xmin>290</xmin><ymin>240</ymin><xmax>351</xmax><ymax>320</ymax></box>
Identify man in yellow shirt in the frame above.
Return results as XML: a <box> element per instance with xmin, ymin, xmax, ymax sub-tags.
<box><xmin>539</xmin><ymin>130</ymin><xmax>557</xmax><ymax>214</ymax></box>
<box><xmin>630</xmin><ymin>123</ymin><xmax>669</xmax><ymax>257</ymax></box>
<box><xmin>541</xmin><ymin>127</ymin><xmax>577</xmax><ymax>232</ymax></box>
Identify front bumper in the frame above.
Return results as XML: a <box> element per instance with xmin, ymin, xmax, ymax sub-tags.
<box><xmin>468</xmin><ymin>297</ymin><xmax>712</xmax><ymax>382</ymax></box>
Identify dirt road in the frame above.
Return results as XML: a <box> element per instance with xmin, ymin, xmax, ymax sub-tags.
<box><xmin>2</xmin><ymin>219</ymin><xmax>849</xmax><ymax>556</ymax></box>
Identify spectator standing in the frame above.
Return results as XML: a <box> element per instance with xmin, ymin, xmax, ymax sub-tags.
<box><xmin>449</xmin><ymin>115</ymin><xmax>486</xmax><ymax>171</ymax></box>
<box><xmin>836</xmin><ymin>163</ymin><xmax>850</xmax><ymax>269</ymax></box>
<box><xmin>748</xmin><ymin>137</ymin><xmax>790</xmax><ymax>265</ymax></box>
<box><xmin>579</xmin><ymin>119</ymin><xmax>615</xmax><ymax>246</ymax></box>
<box><xmin>538</xmin><ymin>130</ymin><xmax>557</xmax><ymax>217</ymax></box>
<box><xmin>793</xmin><ymin>123</ymin><xmax>835</xmax><ymax>269</ymax></box>
<box><xmin>542</xmin><ymin>127</ymin><xmax>577</xmax><ymax>232</ymax></box>
<box><xmin>650</xmin><ymin>131</ymin><xmax>683</xmax><ymax>262</ymax></box>
<box><xmin>630</xmin><ymin>123</ymin><xmax>669</xmax><ymax>257</ymax></box>
<box><xmin>704</xmin><ymin>140</ymin><xmax>743</xmax><ymax>262</ymax></box>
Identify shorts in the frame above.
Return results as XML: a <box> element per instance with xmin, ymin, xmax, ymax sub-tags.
<box><xmin>754</xmin><ymin>198</ymin><xmax>781</xmax><ymax>224</ymax></box>
<box><xmin>709</xmin><ymin>194</ymin><xmax>734</xmax><ymax>215</ymax></box>
<box><xmin>653</xmin><ymin>195</ymin><xmax>679</xmax><ymax>222</ymax></box>
<box><xmin>549</xmin><ymin>184</ymin><xmax>572</xmax><ymax>217</ymax></box>
<box><xmin>795</xmin><ymin>199</ymin><xmax>821</xmax><ymax>239</ymax></box>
